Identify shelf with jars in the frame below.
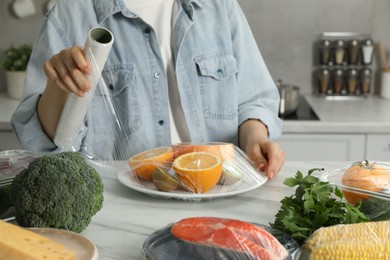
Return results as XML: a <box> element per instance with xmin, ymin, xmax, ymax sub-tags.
<box><xmin>315</xmin><ymin>32</ymin><xmax>374</xmax><ymax>98</ymax></box>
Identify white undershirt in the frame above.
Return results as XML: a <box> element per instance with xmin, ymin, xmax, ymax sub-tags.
<box><xmin>123</xmin><ymin>0</ymin><xmax>191</xmax><ymax>144</ymax></box>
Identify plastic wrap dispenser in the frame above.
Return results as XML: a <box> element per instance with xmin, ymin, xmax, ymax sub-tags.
<box><xmin>54</xmin><ymin>27</ymin><xmax>114</xmax><ymax>150</ymax></box>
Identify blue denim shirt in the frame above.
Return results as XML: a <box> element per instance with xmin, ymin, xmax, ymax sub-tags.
<box><xmin>11</xmin><ymin>0</ymin><xmax>283</xmax><ymax>160</ymax></box>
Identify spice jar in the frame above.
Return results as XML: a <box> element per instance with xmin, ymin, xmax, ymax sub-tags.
<box><xmin>334</xmin><ymin>40</ymin><xmax>346</xmax><ymax>65</ymax></box>
<box><xmin>361</xmin><ymin>39</ymin><xmax>374</xmax><ymax>65</ymax></box>
<box><xmin>319</xmin><ymin>40</ymin><xmax>331</xmax><ymax>65</ymax></box>
<box><xmin>360</xmin><ymin>68</ymin><xmax>372</xmax><ymax>94</ymax></box>
<box><xmin>318</xmin><ymin>69</ymin><xmax>330</xmax><ymax>94</ymax></box>
<box><xmin>347</xmin><ymin>69</ymin><xmax>358</xmax><ymax>94</ymax></box>
<box><xmin>333</xmin><ymin>69</ymin><xmax>344</xmax><ymax>94</ymax></box>
<box><xmin>348</xmin><ymin>40</ymin><xmax>359</xmax><ymax>65</ymax></box>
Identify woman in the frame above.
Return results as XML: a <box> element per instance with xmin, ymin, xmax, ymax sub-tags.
<box><xmin>12</xmin><ymin>0</ymin><xmax>284</xmax><ymax>178</ymax></box>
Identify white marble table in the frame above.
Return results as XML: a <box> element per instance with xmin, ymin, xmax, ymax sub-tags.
<box><xmin>81</xmin><ymin>161</ymin><xmax>348</xmax><ymax>260</ymax></box>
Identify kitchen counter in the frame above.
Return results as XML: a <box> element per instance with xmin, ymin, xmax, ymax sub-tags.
<box><xmin>0</xmin><ymin>92</ymin><xmax>19</xmax><ymax>130</ymax></box>
<box><xmin>82</xmin><ymin>161</ymin><xmax>346</xmax><ymax>260</ymax></box>
<box><xmin>3</xmin><ymin>92</ymin><xmax>390</xmax><ymax>135</ymax></box>
<box><xmin>283</xmin><ymin>95</ymin><xmax>390</xmax><ymax>134</ymax></box>
<box><xmin>2</xmin><ymin>92</ymin><xmax>390</xmax><ymax>134</ymax></box>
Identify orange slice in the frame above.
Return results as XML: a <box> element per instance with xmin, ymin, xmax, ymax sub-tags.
<box><xmin>128</xmin><ymin>147</ymin><xmax>173</xmax><ymax>181</ymax></box>
<box><xmin>173</xmin><ymin>152</ymin><xmax>223</xmax><ymax>193</ymax></box>
<box><xmin>172</xmin><ymin>142</ymin><xmax>234</xmax><ymax>161</ymax></box>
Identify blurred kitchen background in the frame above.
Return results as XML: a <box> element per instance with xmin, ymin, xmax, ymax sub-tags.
<box><xmin>1</xmin><ymin>0</ymin><xmax>390</xmax><ymax>94</ymax></box>
<box><xmin>2</xmin><ymin>0</ymin><xmax>390</xmax><ymax>161</ymax></box>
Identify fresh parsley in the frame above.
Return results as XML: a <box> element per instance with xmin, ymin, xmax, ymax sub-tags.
<box><xmin>270</xmin><ymin>168</ymin><xmax>369</xmax><ymax>245</ymax></box>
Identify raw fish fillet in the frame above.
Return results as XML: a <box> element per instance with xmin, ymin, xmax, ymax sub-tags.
<box><xmin>171</xmin><ymin>217</ymin><xmax>288</xmax><ymax>260</ymax></box>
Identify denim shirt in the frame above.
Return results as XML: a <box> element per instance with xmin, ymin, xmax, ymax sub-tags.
<box><xmin>11</xmin><ymin>0</ymin><xmax>283</xmax><ymax>160</ymax></box>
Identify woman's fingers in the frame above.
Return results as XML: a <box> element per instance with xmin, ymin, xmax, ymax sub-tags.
<box><xmin>246</xmin><ymin>139</ymin><xmax>285</xmax><ymax>179</ymax></box>
<box><xmin>43</xmin><ymin>46</ymin><xmax>91</xmax><ymax>96</ymax></box>
<box><xmin>264</xmin><ymin>142</ymin><xmax>285</xmax><ymax>179</ymax></box>
<box><xmin>71</xmin><ymin>46</ymin><xmax>91</xmax><ymax>74</ymax></box>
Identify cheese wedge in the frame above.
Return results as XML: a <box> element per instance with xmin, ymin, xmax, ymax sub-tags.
<box><xmin>0</xmin><ymin>220</ymin><xmax>74</xmax><ymax>260</ymax></box>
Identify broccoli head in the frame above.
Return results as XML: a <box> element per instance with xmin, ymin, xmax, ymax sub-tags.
<box><xmin>10</xmin><ymin>151</ymin><xmax>104</xmax><ymax>233</ymax></box>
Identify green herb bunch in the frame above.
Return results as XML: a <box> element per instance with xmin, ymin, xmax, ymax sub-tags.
<box><xmin>270</xmin><ymin>168</ymin><xmax>369</xmax><ymax>245</ymax></box>
<box><xmin>1</xmin><ymin>44</ymin><xmax>32</xmax><ymax>71</ymax></box>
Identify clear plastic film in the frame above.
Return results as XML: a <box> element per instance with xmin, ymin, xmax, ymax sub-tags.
<box><xmin>320</xmin><ymin>160</ymin><xmax>390</xmax><ymax>221</ymax></box>
<box><xmin>0</xmin><ymin>150</ymin><xmax>40</xmax><ymax>221</ymax></box>
<box><xmin>143</xmin><ymin>217</ymin><xmax>301</xmax><ymax>260</ymax></box>
<box><xmin>302</xmin><ymin>221</ymin><xmax>390</xmax><ymax>259</ymax></box>
<box><xmin>117</xmin><ymin>143</ymin><xmax>268</xmax><ymax>201</ymax></box>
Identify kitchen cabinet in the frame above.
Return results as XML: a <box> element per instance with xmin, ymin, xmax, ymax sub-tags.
<box><xmin>366</xmin><ymin>134</ymin><xmax>390</xmax><ymax>161</ymax></box>
<box><xmin>0</xmin><ymin>131</ymin><xmax>22</xmax><ymax>151</ymax></box>
<box><xmin>280</xmin><ymin>133</ymin><xmax>390</xmax><ymax>161</ymax></box>
<box><xmin>0</xmin><ymin>93</ymin><xmax>22</xmax><ymax>151</ymax></box>
<box><xmin>279</xmin><ymin>133</ymin><xmax>366</xmax><ymax>161</ymax></box>
<box><xmin>280</xmin><ymin>95</ymin><xmax>390</xmax><ymax>161</ymax></box>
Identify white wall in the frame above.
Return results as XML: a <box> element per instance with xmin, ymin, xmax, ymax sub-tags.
<box><xmin>237</xmin><ymin>0</ymin><xmax>382</xmax><ymax>94</ymax></box>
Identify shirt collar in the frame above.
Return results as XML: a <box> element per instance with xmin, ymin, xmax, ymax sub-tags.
<box><xmin>93</xmin><ymin>0</ymin><xmax>205</xmax><ymax>23</ymax></box>
<box><xmin>177</xmin><ymin>0</ymin><xmax>204</xmax><ymax>19</ymax></box>
<box><xmin>93</xmin><ymin>0</ymin><xmax>123</xmax><ymax>23</ymax></box>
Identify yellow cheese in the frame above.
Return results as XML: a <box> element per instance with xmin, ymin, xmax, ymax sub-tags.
<box><xmin>0</xmin><ymin>220</ymin><xmax>74</xmax><ymax>260</ymax></box>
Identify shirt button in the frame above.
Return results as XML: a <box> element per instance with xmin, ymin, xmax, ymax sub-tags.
<box><xmin>144</xmin><ymin>28</ymin><xmax>151</xmax><ymax>33</ymax></box>
<box><xmin>154</xmin><ymin>72</ymin><xmax>161</xmax><ymax>78</ymax></box>
<box><xmin>158</xmin><ymin>120</ymin><xmax>164</xmax><ymax>126</ymax></box>
<box><xmin>217</xmin><ymin>68</ymin><xmax>224</xmax><ymax>76</ymax></box>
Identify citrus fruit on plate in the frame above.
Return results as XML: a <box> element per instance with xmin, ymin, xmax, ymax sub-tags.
<box><xmin>173</xmin><ymin>152</ymin><xmax>223</xmax><ymax>193</ymax></box>
<box><xmin>128</xmin><ymin>147</ymin><xmax>173</xmax><ymax>181</ymax></box>
<box><xmin>152</xmin><ymin>167</ymin><xmax>180</xmax><ymax>192</ymax></box>
<box><xmin>172</xmin><ymin>142</ymin><xmax>234</xmax><ymax>161</ymax></box>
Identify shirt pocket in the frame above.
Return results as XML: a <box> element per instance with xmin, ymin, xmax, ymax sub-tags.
<box><xmin>194</xmin><ymin>52</ymin><xmax>239</xmax><ymax>120</ymax></box>
<box><xmin>91</xmin><ymin>64</ymin><xmax>141</xmax><ymax>138</ymax></box>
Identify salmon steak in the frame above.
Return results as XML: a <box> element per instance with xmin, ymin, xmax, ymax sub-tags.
<box><xmin>171</xmin><ymin>217</ymin><xmax>289</xmax><ymax>260</ymax></box>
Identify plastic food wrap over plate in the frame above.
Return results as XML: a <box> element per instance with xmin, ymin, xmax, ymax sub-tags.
<box><xmin>320</xmin><ymin>160</ymin><xmax>390</xmax><ymax>221</ymax></box>
<box><xmin>117</xmin><ymin>143</ymin><xmax>268</xmax><ymax>201</ymax></box>
<box><xmin>143</xmin><ymin>217</ymin><xmax>301</xmax><ymax>260</ymax></box>
<box><xmin>0</xmin><ymin>150</ymin><xmax>39</xmax><ymax>220</ymax></box>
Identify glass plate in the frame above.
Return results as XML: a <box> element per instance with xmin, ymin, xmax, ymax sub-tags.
<box><xmin>117</xmin><ymin>170</ymin><xmax>266</xmax><ymax>201</ymax></box>
<box><xmin>142</xmin><ymin>223</ymin><xmax>301</xmax><ymax>260</ymax></box>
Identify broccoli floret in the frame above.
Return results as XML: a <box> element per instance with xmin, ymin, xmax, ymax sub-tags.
<box><xmin>10</xmin><ymin>151</ymin><xmax>104</xmax><ymax>233</ymax></box>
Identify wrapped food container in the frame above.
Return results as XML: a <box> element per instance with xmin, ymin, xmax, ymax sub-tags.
<box><xmin>320</xmin><ymin>160</ymin><xmax>390</xmax><ymax>221</ymax></box>
<box><xmin>143</xmin><ymin>217</ymin><xmax>301</xmax><ymax>260</ymax></box>
<box><xmin>117</xmin><ymin>143</ymin><xmax>268</xmax><ymax>201</ymax></box>
<box><xmin>0</xmin><ymin>150</ymin><xmax>38</xmax><ymax>220</ymax></box>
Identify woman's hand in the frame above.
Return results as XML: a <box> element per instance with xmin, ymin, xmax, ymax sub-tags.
<box><xmin>43</xmin><ymin>46</ymin><xmax>91</xmax><ymax>96</ymax></box>
<box><xmin>38</xmin><ymin>46</ymin><xmax>92</xmax><ymax>139</ymax></box>
<box><xmin>244</xmin><ymin>135</ymin><xmax>285</xmax><ymax>179</ymax></box>
<box><xmin>239</xmin><ymin>119</ymin><xmax>285</xmax><ymax>179</ymax></box>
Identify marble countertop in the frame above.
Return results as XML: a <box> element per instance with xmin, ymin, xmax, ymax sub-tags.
<box><xmin>81</xmin><ymin>161</ymin><xmax>348</xmax><ymax>260</ymax></box>
<box><xmin>283</xmin><ymin>95</ymin><xmax>390</xmax><ymax>134</ymax></box>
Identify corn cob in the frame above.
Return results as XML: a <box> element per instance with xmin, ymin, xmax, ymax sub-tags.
<box><xmin>305</xmin><ymin>221</ymin><xmax>390</xmax><ymax>260</ymax></box>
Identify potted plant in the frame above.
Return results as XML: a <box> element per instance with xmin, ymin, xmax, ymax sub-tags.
<box><xmin>1</xmin><ymin>44</ymin><xmax>32</xmax><ymax>99</ymax></box>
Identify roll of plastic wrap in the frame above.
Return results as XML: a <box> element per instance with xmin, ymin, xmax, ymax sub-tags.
<box><xmin>54</xmin><ymin>27</ymin><xmax>114</xmax><ymax>150</ymax></box>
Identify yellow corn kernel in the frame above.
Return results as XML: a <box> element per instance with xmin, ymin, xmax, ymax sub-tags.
<box><xmin>310</xmin><ymin>240</ymin><xmax>390</xmax><ymax>260</ymax></box>
<box><xmin>305</xmin><ymin>221</ymin><xmax>390</xmax><ymax>260</ymax></box>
